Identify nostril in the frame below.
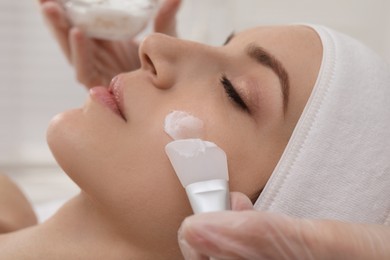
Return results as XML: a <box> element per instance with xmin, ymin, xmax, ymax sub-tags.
<box><xmin>143</xmin><ymin>54</ymin><xmax>157</xmax><ymax>75</ymax></box>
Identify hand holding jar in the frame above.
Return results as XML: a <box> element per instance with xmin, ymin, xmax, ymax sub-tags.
<box><xmin>38</xmin><ymin>0</ymin><xmax>181</xmax><ymax>88</ymax></box>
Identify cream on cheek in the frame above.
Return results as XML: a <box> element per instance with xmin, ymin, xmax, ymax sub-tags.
<box><xmin>164</xmin><ymin>111</ymin><xmax>204</xmax><ymax>140</ymax></box>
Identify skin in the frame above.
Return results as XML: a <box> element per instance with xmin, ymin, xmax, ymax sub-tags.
<box><xmin>0</xmin><ymin>26</ymin><xmax>322</xmax><ymax>259</ymax></box>
<box><xmin>0</xmin><ymin>175</ymin><xmax>37</xmax><ymax>233</ymax></box>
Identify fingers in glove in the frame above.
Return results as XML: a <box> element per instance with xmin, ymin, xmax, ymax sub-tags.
<box><xmin>154</xmin><ymin>0</ymin><xmax>181</xmax><ymax>36</ymax></box>
<box><xmin>70</xmin><ymin>28</ymin><xmax>94</xmax><ymax>87</ymax></box>
<box><xmin>69</xmin><ymin>28</ymin><xmax>107</xmax><ymax>87</ymax></box>
<box><xmin>179</xmin><ymin>211</ymin><xmax>315</xmax><ymax>260</ymax></box>
<box><xmin>302</xmin><ymin>219</ymin><xmax>390</xmax><ymax>260</ymax></box>
<box><xmin>179</xmin><ymin>193</ymin><xmax>253</xmax><ymax>259</ymax></box>
<box><xmin>95</xmin><ymin>40</ymin><xmax>134</xmax><ymax>72</ymax></box>
<box><xmin>230</xmin><ymin>192</ymin><xmax>254</xmax><ymax>211</ymax></box>
<box><xmin>40</xmin><ymin>1</ymin><xmax>72</xmax><ymax>62</ymax></box>
<box><xmin>182</xmin><ymin>211</ymin><xmax>390</xmax><ymax>260</ymax></box>
<box><xmin>178</xmin><ymin>231</ymin><xmax>209</xmax><ymax>260</ymax></box>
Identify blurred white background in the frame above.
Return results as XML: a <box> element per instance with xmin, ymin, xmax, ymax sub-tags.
<box><xmin>1</xmin><ymin>0</ymin><xmax>389</xmax><ymax>221</ymax></box>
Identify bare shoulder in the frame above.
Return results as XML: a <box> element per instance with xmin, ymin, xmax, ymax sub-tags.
<box><xmin>0</xmin><ymin>174</ymin><xmax>37</xmax><ymax>233</ymax></box>
<box><xmin>0</xmin><ymin>226</ymin><xmax>52</xmax><ymax>258</ymax></box>
<box><xmin>0</xmin><ymin>228</ymin><xmax>32</xmax><ymax>258</ymax></box>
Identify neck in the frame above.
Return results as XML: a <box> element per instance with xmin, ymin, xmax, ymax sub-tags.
<box><xmin>43</xmin><ymin>193</ymin><xmax>148</xmax><ymax>258</ymax></box>
<box><xmin>7</xmin><ymin>193</ymin><xmax>181</xmax><ymax>259</ymax></box>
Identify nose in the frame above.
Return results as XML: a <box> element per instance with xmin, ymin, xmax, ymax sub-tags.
<box><xmin>138</xmin><ymin>33</ymin><xmax>218</xmax><ymax>89</ymax></box>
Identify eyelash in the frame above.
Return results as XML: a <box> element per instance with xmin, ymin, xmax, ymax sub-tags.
<box><xmin>220</xmin><ymin>74</ymin><xmax>249</xmax><ymax>112</ymax></box>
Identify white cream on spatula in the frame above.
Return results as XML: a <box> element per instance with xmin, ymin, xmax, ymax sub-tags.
<box><xmin>164</xmin><ymin>111</ymin><xmax>231</xmax><ymax>214</ymax></box>
<box><xmin>58</xmin><ymin>0</ymin><xmax>158</xmax><ymax>40</ymax></box>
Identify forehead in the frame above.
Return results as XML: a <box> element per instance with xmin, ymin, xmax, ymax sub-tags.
<box><xmin>233</xmin><ymin>25</ymin><xmax>323</xmax><ymax>81</ymax></box>
<box><xmin>232</xmin><ymin>25</ymin><xmax>321</xmax><ymax>54</ymax></box>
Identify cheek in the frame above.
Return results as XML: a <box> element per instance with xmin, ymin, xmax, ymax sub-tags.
<box><xmin>228</xmin><ymin>145</ymin><xmax>271</xmax><ymax>199</ymax></box>
<box><xmin>47</xmin><ymin>107</ymin><xmax>191</xmax><ymax>223</ymax></box>
<box><xmin>218</xmin><ymin>120</ymin><xmax>288</xmax><ymax>200</ymax></box>
<box><xmin>86</xmin><ymin>127</ymin><xmax>192</xmax><ymax>228</ymax></box>
<box><xmin>200</xmin><ymin>110</ymin><xmax>272</xmax><ymax>199</ymax></box>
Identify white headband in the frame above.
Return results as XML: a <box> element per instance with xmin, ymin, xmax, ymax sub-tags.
<box><xmin>255</xmin><ymin>25</ymin><xmax>390</xmax><ymax>225</ymax></box>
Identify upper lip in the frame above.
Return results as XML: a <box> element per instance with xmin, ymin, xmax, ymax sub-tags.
<box><xmin>108</xmin><ymin>75</ymin><xmax>126</xmax><ymax>121</ymax></box>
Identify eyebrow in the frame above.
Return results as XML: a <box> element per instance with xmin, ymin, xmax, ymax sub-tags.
<box><xmin>224</xmin><ymin>34</ymin><xmax>290</xmax><ymax>112</ymax></box>
<box><xmin>246</xmin><ymin>43</ymin><xmax>290</xmax><ymax>112</ymax></box>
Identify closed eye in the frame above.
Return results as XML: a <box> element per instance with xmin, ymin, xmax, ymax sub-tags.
<box><xmin>220</xmin><ymin>74</ymin><xmax>249</xmax><ymax>112</ymax></box>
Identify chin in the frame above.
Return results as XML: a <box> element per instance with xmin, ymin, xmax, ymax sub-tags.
<box><xmin>46</xmin><ymin>109</ymin><xmax>89</xmax><ymax>178</ymax></box>
<box><xmin>46</xmin><ymin>108</ymin><xmax>129</xmax><ymax>195</ymax></box>
<box><xmin>47</xmin><ymin>109</ymin><xmax>79</xmax><ymax>151</ymax></box>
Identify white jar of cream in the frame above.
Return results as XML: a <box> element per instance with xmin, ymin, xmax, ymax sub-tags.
<box><xmin>57</xmin><ymin>0</ymin><xmax>158</xmax><ymax>40</ymax></box>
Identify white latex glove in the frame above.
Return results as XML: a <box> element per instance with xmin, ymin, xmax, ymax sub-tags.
<box><xmin>38</xmin><ymin>0</ymin><xmax>181</xmax><ymax>88</ymax></box>
<box><xmin>178</xmin><ymin>192</ymin><xmax>390</xmax><ymax>260</ymax></box>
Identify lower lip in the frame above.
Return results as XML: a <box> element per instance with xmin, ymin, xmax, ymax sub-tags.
<box><xmin>89</xmin><ymin>86</ymin><xmax>124</xmax><ymax>119</ymax></box>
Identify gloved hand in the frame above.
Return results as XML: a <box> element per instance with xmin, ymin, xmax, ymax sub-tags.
<box><xmin>38</xmin><ymin>0</ymin><xmax>181</xmax><ymax>88</ymax></box>
<box><xmin>178</xmin><ymin>192</ymin><xmax>390</xmax><ymax>260</ymax></box>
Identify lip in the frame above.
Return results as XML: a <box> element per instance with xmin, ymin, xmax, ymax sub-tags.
<box><xmin>89</xmin><ymin>85</ymin><xmax>126</xmax><ymax>121</ymax></box>
<box><xmin>108</xmin><ymin>75</ymin><xmax>126</xmax><ymax>118</ymax></box>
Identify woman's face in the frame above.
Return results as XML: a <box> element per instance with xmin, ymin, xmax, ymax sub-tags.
<box><xmin>47</xmin><ymin>25</ymin><xmax>322</xmax><ymax>248</ymax></box>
